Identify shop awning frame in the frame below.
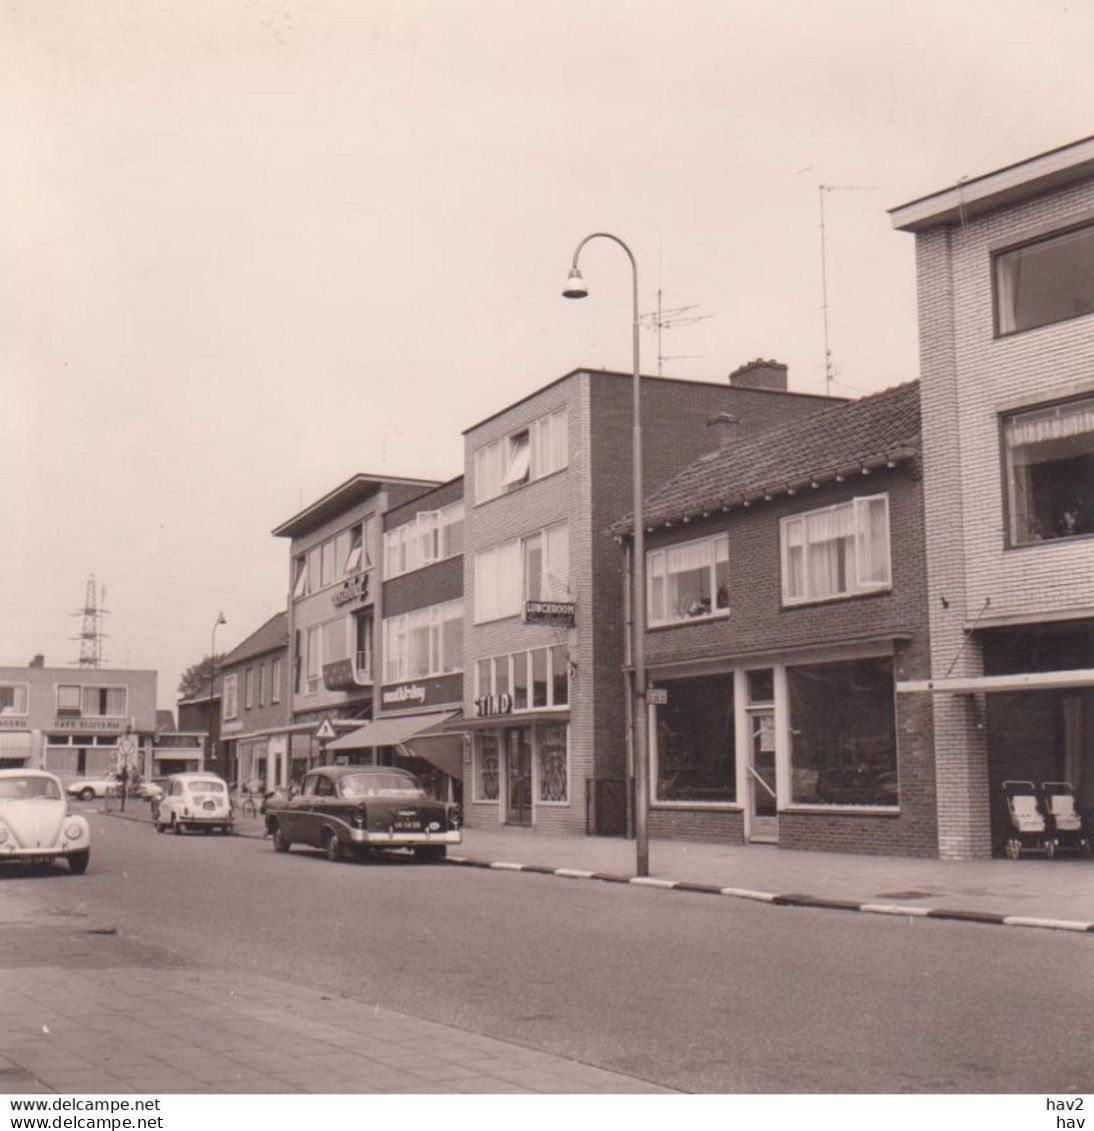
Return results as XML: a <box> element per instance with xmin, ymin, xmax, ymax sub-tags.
<box><xmin>897</xmin><ymin>668</ymin><xmax>1094</xmax><ymax>695</ymax></box>
<box><xmin>326</xmin><ymin>711</ymin><xmax>457</xmax><ymax>751</ymax></box>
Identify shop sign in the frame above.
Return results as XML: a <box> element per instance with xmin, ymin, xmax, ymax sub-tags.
<box><xmin>332</xmin><ymin>573</ymin><xmax>369</xmax><ymax>608</ymax></box>
<box><xmin>646</xmin><ymin>688</ymin><xmax>668</xmax><ymax>706</ymax></box>
<box><xmin>51</xmin><ymin>718</ymin><xmax>125</xmax><ymax>732</ymax></box>
<box><xmin>524</xmin><ymin>600</ymin><xmax>576</xmax><ymax>627</ymax></box>
<box><xmin>474</xmin><ymin>692</ymin><xmax>513</xmax><ymax>719</ymax></box>
<box><xmin>222</xmin><ymin>719</ymin><xmax>244</xmax><ymax>736</ymax></box>
<box><xmin>382</xmin><ymin>684</ymin><xmax>426</xmax><ymax>707</ymax></box>
<box><xmin>0</xmin><ymin>718</ymin><xmax>28</xmax><ymax>730</ymax></box>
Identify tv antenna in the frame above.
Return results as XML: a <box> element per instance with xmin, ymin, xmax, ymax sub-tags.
<box><xmin>72</xmin><ymin>575</ymin><xmax>108</xmax><ymax>667</ymax></box>
<box><xmin>640</xmin><ymin>288</ymin><xmax>712</xmax><ymax>376</ymax></box>
<box><xmin>819</xmin><ymin>183</ymin><xmax>875</xmax><ymax>396</ymax></box>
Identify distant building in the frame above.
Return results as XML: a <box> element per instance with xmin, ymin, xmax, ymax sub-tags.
<box><xmin>891</xmin><ymin>136</ymin><xmax>1094</xmax><ymax>858</ymax></box>
<box><xmin>0</xmin><ymin>662</ymin><xmax>157</xmax><ymax>778</ymax></box>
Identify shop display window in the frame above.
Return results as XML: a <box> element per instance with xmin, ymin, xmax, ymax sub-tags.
<box><xmin>787</xmin><ymin>656</ymin><xmax>898</xmax><ymax>807</ymax></box>
<box><xmin>538</xmin><ymin>725</ymin><xmax>568</xmax><ymax>803</ymax></box>
<box><xmin>475</xmin><ymin>734</ymin><xmax>500</xmax><ymax>802</ymax></box>
<box><xmin>654</xmin><ymin>674</ymin><xmax>735</xmax><ymax>803</ymax></box>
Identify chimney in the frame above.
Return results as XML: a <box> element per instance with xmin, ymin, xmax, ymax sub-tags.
<box><xmin>28</xmin><ymin>654</ymin><xmax>44</xmax><ymax>668</ymax></box>
<box><xmin>706</xmin><ymin>411</ymin><xmax>740</xmax><ymax>449</ymax></box>
<box><xmin>729</xmin><ymin>358</ymin><xmax>788</xmax><ymax>392</ymax></box>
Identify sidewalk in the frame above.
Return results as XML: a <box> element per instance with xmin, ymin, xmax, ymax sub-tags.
<box><xmin>108</xmin><ymin>803</ymin><xmax>1094</xmax><ymax>932</ymax></box>
<box><xmin>0</xmin><ymin>887</ymin><xmax>669</xmax><ymax>1095</ymax></box>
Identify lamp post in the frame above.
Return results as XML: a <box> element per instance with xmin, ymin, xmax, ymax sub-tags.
<box><xmin>210</xmin><ymin>612</ymin><xmax>226</xmax><ymax>777</ymax></box>
<box><xmin>563</xmin><ymin>233</ymin><xmax>650</xmax><ymax>877</ymax></box>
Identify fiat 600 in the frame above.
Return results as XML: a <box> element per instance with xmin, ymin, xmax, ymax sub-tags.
<box><xmin>265</xmin><ymin>766</ymin><xmax>460</xmax><ymax>862</ymax></box>
<box><xmin>0</xmin><ymin>769</ymin><xmax>91</xmax><ymax>873</ymax></box>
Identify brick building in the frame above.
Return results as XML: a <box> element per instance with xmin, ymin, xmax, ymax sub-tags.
<box><xmin>272</xmin><ymin>473</ymin><xmax>440</xmax><ymax>781</ymax></box>
<box><xmin>462</xmin><ymin>363</ymin><xmax>838</xmax><ymax>835</ymax></box>
<box><xmin>612</xmin><ymin>382</ymin><xmax>937</xmax><ymax>856</ymax></box>
<box><xmin>891</xmin><ymin>136</ymin><xmax>1094</xmax><ymax>859</ymax></box>
<box><xmin>326</xmin><ymin>477</ymin><xmax>465</xmax><ymax>802</ymax></box>
<box><xmin>0</xmin><ymin>662</ymin><xmax>157</xmax><ymax>780</ymax></box>
<box><xmin>218</xmin><ymin>612</ymin><xmax>290</xmax><ymax>792</ymax></box>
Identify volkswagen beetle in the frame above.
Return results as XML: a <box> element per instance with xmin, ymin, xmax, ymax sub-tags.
<box><xmin>0</xmin><ymin>769</ymin><xmax>91</xmax><ymax>873</ymax></box>
<box><xmin>265</xmin><ymin>766</ymin><xmax>460</xmax><ymax>862</ymax></box>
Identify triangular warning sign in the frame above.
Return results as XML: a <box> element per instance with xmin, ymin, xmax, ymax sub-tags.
<box><xmin>315</xmin><ymin>718</ymin><xmax>337</xmax><ymax>741</ymax></box>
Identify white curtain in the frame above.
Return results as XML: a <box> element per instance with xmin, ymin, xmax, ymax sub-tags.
<box><xmin>856</xmin><ymin>497</ymin><xmax>891</xmax><ymax>586</ymax></box>
<box><xmin>996</xmin><ymin>253</ymin><xmax>1020</xmax><ymax>335</ymax></box>
<box><xmin>543</xmin><ymin>524</ymin><xmax>570</xmax><ymax>600</ymax></box>
<box><xmin>805</xmin><ymin>505</ymin><xmax>854</xmax><ymax>597</ymax></box>
<box><xmin>1005</xmin><ymin>401</ymin><xmax>1094</xmax><ymax>449</ymax></box>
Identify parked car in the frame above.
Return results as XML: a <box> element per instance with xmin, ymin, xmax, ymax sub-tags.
<box><xmin>0</xmin><ymin>769</ymin><xmax>91</xmax><ymax>873</ymax></box>
<box><xmin>65</xmin><ymin>775</ymin><xmax>122</xmax><ymax>802</ymax></box>
<box><xmin>265</xmin><ymin>766</ymin><xmax>460</xmax><ymax>862</ymax></box>
<box><xmin>154</xmin><ymin>773</ymin><xmax>233</xmax><ymax>835</ymax></box>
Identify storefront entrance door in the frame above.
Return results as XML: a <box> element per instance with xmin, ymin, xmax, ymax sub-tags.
<box><xmin>748</xmin><ymin>709</ymin><xmax>778</xmax><ymax>842</ymax></box>
<box><xmin>505</xmin><ymin>728</ymin><xmax>533</xmax><ymax>827</ymax></box>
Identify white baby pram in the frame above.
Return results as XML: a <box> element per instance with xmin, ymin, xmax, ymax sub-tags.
<box><xmin>1002</xmin><ymin>780</ymin><xmax>1055</xmax><ymax>860</ymax></box>
<box><xmin>1041</xmin><ymin>782</ymin><xmax>1092</xmax><ymax>857</ymax></box>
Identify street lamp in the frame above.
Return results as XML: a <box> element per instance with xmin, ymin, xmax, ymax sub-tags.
<box><xmin>210</xmin><ymin>612</ymin><xmax>226</xmax><ymax>777</ymax></box>
<box><xmin>563</xmin><ymin>233</ymin><xmax>650</xmax><ymax>877</ymax></box>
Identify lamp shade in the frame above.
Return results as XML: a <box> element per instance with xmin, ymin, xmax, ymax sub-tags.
<box><xmin>562</xmin><ymin>268</ymin><xmax>588</xmax><ymax>299</ymax></box>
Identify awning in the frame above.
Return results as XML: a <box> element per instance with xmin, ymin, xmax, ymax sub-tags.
<box><xmin>327</xmin><ymin>711</ymin><xmax>456</xmax><ymax>751</ymax></box>
<box><xmin>401</xmin><ymin>734</ymin><xmax>464</xmax><ymax>781</ymax></box>
<box><xmin>897</xmin><ymin>668</ymin><xmax>1094</xmax><ymax>695</ymax></box>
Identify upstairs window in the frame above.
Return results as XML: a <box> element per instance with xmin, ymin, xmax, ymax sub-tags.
<box><xmin>475</xmin><ymin>409</ymin><xmax>568</xmax><ymax>503</ymax></box>
<box><xmin>996</xmin><ymin>223</ymin><xmax>1094</xmax><ymax>336</ymax></box>
<box><xmin>648</xmin><ymin>534</ymin><xmax>729</xmax><ymax>626</ymax></box>
<box><xmin>781</xmin><ymin>495</ymin><xmax>891</xmax><ymax>605</ymax></box>
<box><xmin>1004</xmin><ymin>395</ymin><xmax>1094</xmax><ymax>545</ymax></box>
<box><xmin>384</xmin><ymin>501</ymin><xmax>464</xmax><ymax>579</ymax></box>
<box><xmin>0</xmin><ymin>684</ymin><xmax>28</xmax><ymax>716</ymax></box>
<box><xmin>292</xmin><ymin>555</ymin><xmax>309</xmax><ymax>600</ymax></box>
<box><xmin>223</xmin><ymin>674</ymin><xmax>239</xmax><ymax>719</ymax></box>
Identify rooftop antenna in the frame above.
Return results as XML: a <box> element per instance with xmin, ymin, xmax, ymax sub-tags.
<box><xmin>639</xmin><ymin>253</ymin><xmax>712</xmax><ymax>375</ymax></box>
<box><xmin>72</xmin><ymin>574</ymin><xmax>108</xmax><ymax>667</ymax></box>
<box><xmin>818</xmin><ymin>183</ymin><xmax>876</xmax><ymax>396</ymax></box>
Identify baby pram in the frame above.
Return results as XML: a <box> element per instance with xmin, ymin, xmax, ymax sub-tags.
<box><xmin>1002</xmin><ymin>780</ymin><xmax>1055</xmax><ymax>859</ymax></box>
<box><xmin>1041</xmin><ymin>782</ymin><xmax>1092</xmax><ymax>856</ymax></box>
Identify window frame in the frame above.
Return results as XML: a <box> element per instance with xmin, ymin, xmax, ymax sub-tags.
<box><xmin>475</xmin><ymin>646</ymin><xmax>570</xmax><ymax>713</ymax></box>
<box><xmin>383</xmin><ymin>501</ymin><xmax>465</xmax><ymax>580</ymax></box>
<box><xmin>993</xmin><ymin>219</ymin><xmax>1094</xmax><ymax>339</ymax></box>
<box><xmin>474</xmin><ymin>408</ymin><xmax>569</xmax><ymax>505</ymax></box>
<box><xmin>0</xmin><ymin>683</ymin><xmax>29</xmax><ymax>716</ymax></box>
<box><xmin>779</xmin><ymin>494</ymin><xmax>892</xmax><ymax>607</ymax></box>
<box><xmin>382</xmin><ymin>599</ymin><xmax>464</xmax><ymax>683</ymax></box>
<box><xmin>647</xmin><ymin>532</ymin><xmax>730</xmax><ymax>627</ymax></box>
<box><xmin>223</xmin><ymin>673</ymin><xmax>239</xmax><ymax>719</ymax></box>
<box><xmin>271</xmin><ymin>659</ymin><xmax>282</xmax><ymax>703</ymax></box>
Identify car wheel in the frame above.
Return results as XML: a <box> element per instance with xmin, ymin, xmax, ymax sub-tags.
<box><xmin>67</xmin><ymin>850</ymin><xmax>90</xmax><ymax>875</ymax></box>
<box><xmin>324</xmin><ymin>830</ymin><xmax>344</xmax><ymax>863</ymax></box>
<box><xmin>414</xmin><ymin>846</ymin><xmax>447</xmax><ymax>863</ymax></box>
<box><xmin>79</xmin><ymin>787</ymin><xmax>95</xmax><ymax>802</ymax></box>
<box><xmin>271</xmin><ymin>824</ymin><xmax>291</xmax><ymax>854</ymax></box>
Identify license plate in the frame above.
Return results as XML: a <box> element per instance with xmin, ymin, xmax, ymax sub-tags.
<box><xmin>393</xmin><ymin>820</ymin><xmax>421</xmax><ymax>831</ymax></box>
<box><xmin>203</xmin><ymin>801</ymin><xmax>215</xmax><ymax>811</ymax></box>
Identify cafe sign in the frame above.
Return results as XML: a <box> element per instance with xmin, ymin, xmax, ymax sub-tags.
<box><xmin>524</xmin><ymin>600</ymin><xmax>575</xmax><ymax>627</ymax></box>
<box><xmin>332</xmin><ymin>573</ymin><xmax>369</xmax><ymax>608</ymax></box>
<box><xmin>382</xmin><ymin>684</ymin><xmax>426</xmax><ymax>707</ymax></box>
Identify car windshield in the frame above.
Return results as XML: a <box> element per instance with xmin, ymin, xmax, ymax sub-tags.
<box><xmin>0</xmin><ymin>777</ymin><xmax>61</xmax><ymax>801</ymax></box>
<box><xmin>187</xmin><ymin>781</ymin><xmax>225</xmax><ymax>794</ymax></box>
<box><xmin>338</xmin><ymin>773</ymin><xmax>425</xmax><ymax>800</ymax></box>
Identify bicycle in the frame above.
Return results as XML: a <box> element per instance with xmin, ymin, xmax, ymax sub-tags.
<box><xmin>239</xmin><ymin>789</ymin><xmax>260</xmax><ymax>819</ymax></box>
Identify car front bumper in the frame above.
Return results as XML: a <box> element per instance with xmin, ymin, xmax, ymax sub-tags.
<box><xmin>0</xmin><ymin>844</ymin><xmax>85</xmax><ymax>861</ymax></box>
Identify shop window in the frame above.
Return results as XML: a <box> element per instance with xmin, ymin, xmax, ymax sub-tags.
<box><xmin>995</xmin><ymin>222</ymin><xmax>1094</xmax><ymax>336</ymax></box>
<box><xmin>0</xmin><ymin>684</ymin><xmax>28</xmax><ymax>716</ymax></box>
<box><xmin>781</xmin><ymin>495</ymin><xmax>890</xmax><ymax>605</ymax></box>
<box><xmin>538</xmin><ymin>725</ymin><xmax>568</xmax><ymax>803</ymax></box>
<box><xmin>1003</xmin><ymin>395</ymin><xmax>1094</xmax><ymax>545</ymax></box>
<box><xmin>550</xmin><ymin>646</ymin><xmax>569</xmax><ymax>706</ymax></box>
<box><xmin>474</xmin><ymin>733</ymin><xmax>500</xmax><ymax>802</ymax></box>
<box><xmin>787</xmin><ymin>656</ymin><xmax>898</xmax><ymax>807</ymax></box>
<box><xmin>512</xmin><ymin>652</ymin><xmax>529</xmax><ymax>710</ymax></box>
<box><xmin>648</xmin><ymin>534</ymin><xmax>729</xmax><ymax>626</ymax></box>
<box><xmin>531</xmin><ymin>649</ymin><xmax>549</xmax><ymax>708</ymax></box>
<box><xmin>654</xmin><ymin>675</ymin><xmax>735</xmax><ymax>804</ymax></box>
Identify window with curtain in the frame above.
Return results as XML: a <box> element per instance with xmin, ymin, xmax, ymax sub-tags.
<box><xmin>995</xmin><ymin>223</ymin><xmax>1094</xmax><ymax>336</ymax></box>
<box><xmin>474</xmin><ymin>408</ymin><xmax>569</xmax><ymax>503</ymax></box>
<box><xmin>474</xmin><ymin>540</ymin><xmax>522</xmax><ymax>622</ymax></box>
<box><xmin>781</xmin><ymin>495</ymin><xmax>891</xmax><ymax>604</ymax></box>
<box><xmin>0</xmin><ymin>684</ymin><xmax>28</xmax><ymax>715</ymax></box>
<box><xmin>383</xmin><ymin>601</ymin><xmax>463</xmax><ymax>681</ymax></box>
<box><xmin>223</xmin><ymin>673</ymin><xmax>239</xmax><ymax>718</ymax></box>
<box><xmin>80</xmin><ymin>686</ymin><xmax>127</xmax><ymax>717</ymax></box>
<box><xmin>1003</xmin><ymin>395</ymin><xmax>1094</xmax><ymax>545</ymax></box>
<box><xmin>647</xmin><ymin>534</ymin><xmax>729</xmax><ymax>625</ymax></box>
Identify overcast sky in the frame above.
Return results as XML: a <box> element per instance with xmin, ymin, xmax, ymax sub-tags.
<box><xmin>2</xmin><ymin>0</ymin><xmax>1090</xmax><ymax>709</ymax></box>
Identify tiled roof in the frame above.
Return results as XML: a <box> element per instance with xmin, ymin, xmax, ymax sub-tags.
<box><xmin>222</xmin><ymin>611</ymin><xmax>289</xmax><ymax>668</ymax></box>
<box><xmin>612</xmin><ymin>381</ymin><xmax>920</xmax><ymax>535</ymax></box>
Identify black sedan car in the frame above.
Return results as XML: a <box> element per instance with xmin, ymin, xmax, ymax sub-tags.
<box><xmin>265</xmin><ymin>766</ymin><xmax>460</xmax><ymax>863</ymax></box>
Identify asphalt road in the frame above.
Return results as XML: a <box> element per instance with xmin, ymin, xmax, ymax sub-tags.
<box><xmin>11</xmin><ymin>809</ymin><xmax>1094</xmax><ymax>1093</ymax></box>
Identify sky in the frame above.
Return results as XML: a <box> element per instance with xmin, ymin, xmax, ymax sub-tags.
<box><xmin>2</xmin><ymin>0</ymin><xmax>1092</xmax><ymax>709</ymax></box>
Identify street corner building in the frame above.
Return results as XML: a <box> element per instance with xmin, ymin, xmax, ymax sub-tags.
<box><xmin>0</xmin><ymin>660</ymin><xmax>158</xmax><ymax>779</ymax></box>
<box><xmin>891</xmin><ymin>135</ymin><xmax>1094</xmax><ymax>860</ymax></box>
<box><xmin>461</xmin><ymin>362</ymin><xmax>838</xmax><ymax>835</ymax></box>
<box><xmin>611</xmin><ymin>381</ymin><xmax>936</xmax><ymax>857</ymax></box>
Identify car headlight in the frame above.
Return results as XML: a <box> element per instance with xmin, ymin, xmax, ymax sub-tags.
<box><xmin>353</xmin><ymin>805</ymin><xmax>368</xmax><ymax>829</ymax></box>
<box><xmin>65</xmin><ymin>821</ymin><xmax>83</xmax><ymax>840</ymax></box>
